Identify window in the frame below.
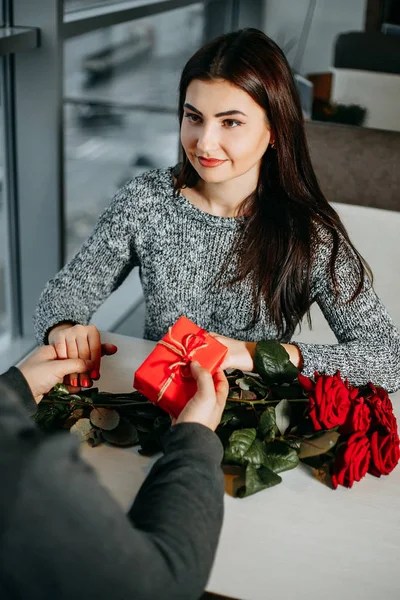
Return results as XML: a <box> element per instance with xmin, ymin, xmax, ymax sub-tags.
<box><xmin>64</xmin><ymin>0</ymin><xmax>128</xmax><ymax>13</ymax></box>
<box><xmin>0</xmin><ymin>67</ymin><xmax>10</xmax><ymax>352</ymax></box>
<box><xmin>64</xmin><ymin>3</ymin><xmax>204</xmax><ymax>260</ymax></box>
<box><xmin>0</xmin><ymin>0</ymin><xmax>239</xmax><ymax>370</ymax></box>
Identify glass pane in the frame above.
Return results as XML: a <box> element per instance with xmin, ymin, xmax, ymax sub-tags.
<box><xmin>64</xmin><ymin>1</ymin><xmax>141</xmax><ymax>14</ymax></box>
<box><xmin>64</xmin><ymin>3</ymin><xmax>204</xmax><ymax>260</ymax></box>
<box><xmin>0</xmin><ymin>64</ymin><xmax>11</xmax><ymax>351</ymax></box>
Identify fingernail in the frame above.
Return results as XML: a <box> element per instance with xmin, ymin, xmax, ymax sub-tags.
<box><xmin>90</xmin><ymin>370</ymin><xmax>99</xmax><ymax>380</ymax></box>
<box><xmin>71</xmin><ymin>378</ymin><xmax>78</xmax><ymax>387</ymax></box>
<box><xmin>82</xmin><ymin>378</ymin><xmax>90</xmax><ymax>387</ymax></box>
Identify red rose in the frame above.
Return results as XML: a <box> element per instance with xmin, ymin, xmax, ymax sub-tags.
<box><xmin>366</xmin><ymin>384</ymin><xmax>398</xmax><ymax>435</ymax></box>
<box><xmin>340</xmin><ymin>396</ymin><xmax>371</xmax><ymax>435</ymax></box>
<box><xmin>369</xmin><ymin>431</ymin><xmax>400</xmax><ymax>477</ymax></box>
<box><xmin>298</xmin><ymin>371</ymin><xmax>354</xmax><ymax>431</ymax></box>
<box><xmin>331</xmin><ymin>432</ymin><xmax>371</xmax><ymax>489</ymax></box>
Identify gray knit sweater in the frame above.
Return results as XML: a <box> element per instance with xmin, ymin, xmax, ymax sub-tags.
<box><xmin>34</xmin><ymin>167</ymin><xmax>400</xmax><ymax>391</ymax></box>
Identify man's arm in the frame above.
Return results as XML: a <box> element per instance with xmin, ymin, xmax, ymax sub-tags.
<box><xmin>0</xmin><ymin>367</ymin><xmax>225</xmax><ymax>600</ymax></box>
<box><xmin>0</xmin><ymin>367</ymin><xmax>37</xmax><ymax>415</ymax></box>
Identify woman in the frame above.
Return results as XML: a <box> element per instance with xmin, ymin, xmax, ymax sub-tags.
<box><xmin>34</xmin><ymin>28</ymin><xmax>400</xmax><ymax>392</ymax></box>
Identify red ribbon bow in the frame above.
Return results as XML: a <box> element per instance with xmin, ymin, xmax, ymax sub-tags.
<box><xmin>156</xmin><ymin>327</ymin><xmax>208</xmax><ymax>402</ymax></box>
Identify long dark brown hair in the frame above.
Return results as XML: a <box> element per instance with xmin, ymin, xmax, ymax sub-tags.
<box><xmin>174</xmin><ymin>28</ymin><xmax>371</xmax><ymax>337</ymax></box>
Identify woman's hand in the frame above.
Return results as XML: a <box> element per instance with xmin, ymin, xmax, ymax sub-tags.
<box><xmin>175</xmin><ymin>361</ymin><xmax>229</xmax><ymax>431</ymax></box>
<box><xmin>209</xmin><ymin>334</ymin><xmax>303</xmax><ymax>371</ymax></box>
<box><xmin>48</xmin><ymin>323</ymin><xmax>117</xmax><ymax>389</ymax></box>
<box><xmin>209</xmin><ymin>332</ymin><xmax>257</xmax><ymax>372</ymax></box>
<box><xmin>18</xmin><ymin>344</ymin><xmax>117</xmax><ymax>404</ymax></box>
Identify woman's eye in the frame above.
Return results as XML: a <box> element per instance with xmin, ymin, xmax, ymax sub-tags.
<box><xmin>184</xmin><ymin>113</ymin><xmax>201</xmax><ymax>123</ymax></box>
<box><xmin>223</xmin><ymin>119</ymin><xmax>243</xmax><ymax>128</ymax></box>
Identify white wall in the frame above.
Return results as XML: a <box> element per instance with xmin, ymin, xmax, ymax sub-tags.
<box><xmin>263</xmin><ymin>0</ymin><xmax>367</xmax><ymax>76</ymax></box>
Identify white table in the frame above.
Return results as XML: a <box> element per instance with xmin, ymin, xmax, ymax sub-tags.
<box><xmin>81</xmin><ymin>331</ymin><xmax>400</xmax><ymax>600</ymax></box>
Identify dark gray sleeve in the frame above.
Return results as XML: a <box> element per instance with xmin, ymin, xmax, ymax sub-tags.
<box><xmin>33</xmin><ymin>180</ymin><xmax>140</xmax><ymax>345</ymax></box>
<box><xmin>294</xmin><ymin>229</ymin><xmax>400</xmax><ymax>391</ymax></box>
<box><xmin>0</xmin><ymin>367</ymin><xmax>38</xmax><ymax>415</ymax></box>
<box><xmin>2</xmin><ymin>420</ymin><xmax>224</xmax><ymax>600</ymax></box>
<box><xmin>129</xmin><ymin>423</ymin><xmax>225</xmax><ymax>596</ymax></box>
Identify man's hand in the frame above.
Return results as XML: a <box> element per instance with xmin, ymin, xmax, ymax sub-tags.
<box><xmin>176</xmin><ymin>361</ymin><xmax>229</xmax><ymax>431</ymax></box>
<box><xmin>18</xmin><ymin>343</ymin><xmax>118</xmax><ymax>404</ymax></box>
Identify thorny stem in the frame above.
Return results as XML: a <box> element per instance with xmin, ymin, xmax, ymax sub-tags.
<box><xmin>40</xmin><ymin>399</ymin><xmax>153</xmax><ymax>409</ymax></box>
<box><xmin>227</xmin><ymin>397</ymin><xmax>270</xmax><ymax>405</ymax></box>
<box><xmin>286</xmin><ymin>433</ymin><xmax>329</xmax><ymax>450</ymax></box>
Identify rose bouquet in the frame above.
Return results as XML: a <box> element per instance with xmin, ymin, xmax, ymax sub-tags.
<box><xmin>34</xmin><ymin>340</ymin><xmax>399</xmax><ymax>498</ymax></box>
<box><xmin>297</xmin><ymin>373</ymin><xmax>399</xmax><ymax>489</ymax></box>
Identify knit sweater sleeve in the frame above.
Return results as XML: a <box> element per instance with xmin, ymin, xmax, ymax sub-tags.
<box><xmin>34</xmin><ymin>180</ymin><xmax>140</xmax><ymax>344</ymax></box>
<box><xmin>293</xmin><ymin>227</ymin><xmax>400</xmax><ymax>392</ymax></box>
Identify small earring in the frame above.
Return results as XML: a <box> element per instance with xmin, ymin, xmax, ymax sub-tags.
<box><xmin>271</xmin><ymin>140</ymin><xmax>275</xmax><ymax>149</ymax></box>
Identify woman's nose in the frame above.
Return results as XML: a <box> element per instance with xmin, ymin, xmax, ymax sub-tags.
<box><xmin>196</xmin><ymin>124</ymin><xmax>219</xmax><ymax>153</ymax></box>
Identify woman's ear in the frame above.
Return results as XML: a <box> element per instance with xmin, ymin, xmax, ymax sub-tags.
<box><xmin>268</xmin><ymin>130</ymin><xmax>276</xmax><ymax>149</ymax></box>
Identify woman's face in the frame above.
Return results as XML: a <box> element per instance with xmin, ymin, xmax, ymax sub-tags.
<box><xmin>181</xmin><ymin>78</ymin><xmax>271</xmax><ymax>184</ymax></box>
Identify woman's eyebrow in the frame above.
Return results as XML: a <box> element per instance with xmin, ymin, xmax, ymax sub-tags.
<box><xmin>215</xmin><ymin>109</ymin><xmax>247</xmax><ymax>117</ymax></box>
<box><xmin>184</xmin><ymin>103</ymin><xmax>247</xmax><ymax>117</ymax></box>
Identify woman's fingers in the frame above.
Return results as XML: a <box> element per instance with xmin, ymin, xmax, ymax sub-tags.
<box><xmin>75</xmin><ymin>329</ymin><xmax>92</xmax><ymax>388</ymax></box>
<box><xmin>64</xmin><ymin>336</ymin><xmax>79</xmax><ymax>386</ymax></box>
<box><xmin>49</xmin><ymin>326</ymin><xmax>72</xmax><ymax>383</ymax></box>
<box><xmin>53</xmin><ymin>337</ymin><xmax>68</xmax><ymax>360</ymax></box>
<box><xmin>87</xmin><ymin>325</ymin><xmax>102</xmax><ymax>380</ymax></box>
<box><xmin>101</xmin><ymin>343</ymin><xmax>118</xmax><ymax>356</ymax></box>
<box><xmin>49</xmin><ymin>324</ymin><xmax>114</xmax><ymax>389</ymax></box>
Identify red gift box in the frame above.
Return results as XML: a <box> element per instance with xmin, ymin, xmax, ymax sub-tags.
<box><xmin>133</xmin><ymin>316</ymin><xmax>228</xmax><ymax>419</ymax></box>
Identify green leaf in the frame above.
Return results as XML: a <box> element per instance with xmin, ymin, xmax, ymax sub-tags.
<box><xmin>259</xmin><ymin>407</ymin><xmax>279</xmax><ymax>443</ymax></box>
<box><xmin>33</xmin><ymin>402</ymin><xmax>71</xmax><ymax>431</ymax></box>
<box><xmin>152</xmin><ymin>415</ymin><xmax>172</xmax><ymax>438</ymax></box>
<box><xmin>300</xmin><ymin>456</ymin><xmax>334</xmax><ymax>487</ymax></box>
<box><xmin>241</xmin><ymin>390</ymin><xmax>258</xmax><ymax>400</ymax></box>
<box><xmin>224</xmin><ymin>428</ymin><xmax>268</xmax><ymax>467</ymax></box>
<box><xmin>262</xmin><ymin>440</ymin><xmax>299</xmax><ymax>473</ymax></box>
<box><xmin>244</xmin><ymin>375</ymin><xmax>269</xmax><ymax>394</ymax></box>
<box><xmin>298</xmin><ymin>431</ymin><xmax>340</xmax><ymax>459</ymax></box>
<box><xmin>70</xmin><ymin>418</ymin><xmax>93</xmax><ymax>443</ymax></box>
<box><xmin>275</xmin><ymin>399</ymin><xmax>291</xmax><ymax>435</ymax></box>
<box><xmin>254</xmin><ymin>340</ymin><xmax>299</xmax><ymax>386</ymax></box>
<box><xmin>235</xmin><ymin>375</ymin><xmax>268</xmax><ymax>395</ymax></box>
<box><xmin>102</xmin><ymin>418</ymin><xmax>139</xmax><ymax>446</ymax></box>
<box><xmin>137</xmin><ymin>430</ymin><xmax>162</xmax><ymax>455</ymax></box>
<box><xmin>237</xmin><ymin>464</ymin><xmax>282</xmax><ymax>498</ymax></box>
<box><xmin>90</xmin><ymin>408</ymin><xmax>120</xmax><ymax>431</ymax></box>
<box><xmin>281</xmin><ymin>437</ymin><xmax>302</xmax><ymax>451</ymax></box>
<box><xmin>67</xmin><ymin>394</ymin><xmax>83</xmax><ymax>403</ymax></box>
<box><xmin>271</xmin><ymin>383</ymin><xmax>306</xmax><ymax>400</ymax></box>
<box><xmin>300</xmin><ymin>454</ymin><xmax>333</xmax><ymax>469</ymax></box>
<box><xmin>51</xmin><ymin>383</ymin><xmax>70</xmax><ymax>396</ymax></box>
<box><xmin>87</xmin><ymin>428</ymin><xmax>103</xmax><ymax>447</ymax></box>
<box><xmin>216</xmin><ymin>425</ymin><xmax>237</xmax><ymax>449</ymax></box>
<box><xmin>220</xmin><ymin>410</ymin><xmax>242</xmax><ymax>427</ymax></box>
<box><xmin>235</xmin><ymin>377</ymin><xmax>251</xmax><ymax>390</ymax></box>
<box><xmin>225</xmin><ymin>400</ymin><xmax>240</xmax><ymax>409</ymax></box>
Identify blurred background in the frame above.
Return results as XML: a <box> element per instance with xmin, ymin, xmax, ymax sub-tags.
<box><xmin>1</xmin><ymin>0</ymin><xmax>399</xmax><ymax>370</ymax></box>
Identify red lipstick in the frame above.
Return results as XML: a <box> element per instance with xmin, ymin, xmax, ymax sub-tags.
<box><xmin>197</xmin><ymin>157</ymin><xmax>227</xmax><ymax>168</ymax></box>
